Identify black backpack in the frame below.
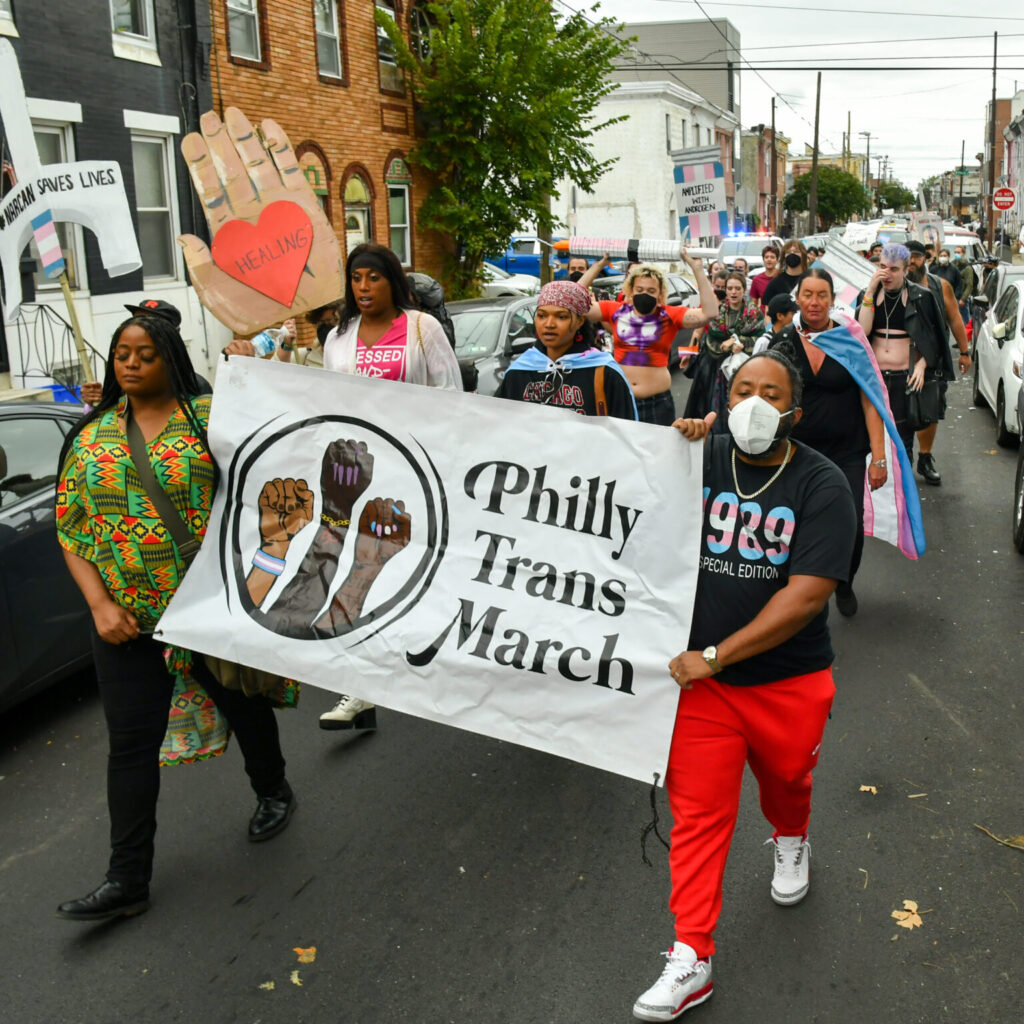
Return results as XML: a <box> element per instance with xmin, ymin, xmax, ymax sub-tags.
<box><xmin>408</xmin><ymin>272</ymin><xmax>457</xmax><ymax>350</ymax></box>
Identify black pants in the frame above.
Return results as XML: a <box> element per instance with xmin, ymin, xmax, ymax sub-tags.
<box><xmin>882</xmin><ymin>371</ymin><xmax>915</xmax><ymax>457</ymax></box>
<box><xmin>91</xmin><ymin>632</ymin><xmax>286</xmax><ymax>888</ymax></box>
<box><xmin>635</xmin><ymin>389</ymin><xmax>676</xmax><ymax>425</ymax></box>
<box><xmin>833</xmin><ymin>452</ymin><xmax>867</xmax><ymax>589</ymax></box>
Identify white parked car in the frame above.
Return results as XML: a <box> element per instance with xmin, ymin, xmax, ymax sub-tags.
<box><xmin>973</xmin><ymin>279</ymin><xmax>1024</xmax><ymax>447</ymax></box>
<box><xmin>479</xmin><ymin>262</ymin><xmax>540</xmax><ymax>298</ymax></box>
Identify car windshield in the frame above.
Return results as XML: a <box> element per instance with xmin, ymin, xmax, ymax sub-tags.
<box><xmin>592</xmin><ymin>276</ymin><xmax>625</xmax><ymax>301</ymax></box>
<box><xmin>876</xmin><ymin>228</ymin><xmax>908</xmax><ymax>245</ymax></box>
<box><xmin>452</xmin><ymin>310</ymin><xmax>505</xmax><ymax>358</ymax></box>
<box><xmin>484</xmin><ymin>263</ymin><xmax>509</xmax><ymax>280</ymax></box>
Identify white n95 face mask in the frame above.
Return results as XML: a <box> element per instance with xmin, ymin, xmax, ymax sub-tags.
<box><xmin>729</xmin><ymin>395</ymin><xmax>794</xmax><ymax>456</ymax></box>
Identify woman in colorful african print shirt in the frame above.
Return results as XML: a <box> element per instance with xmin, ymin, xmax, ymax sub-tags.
<box><xmin>581</xmin><ymin>250</ymin><xmax>719</xmax><ymax>425</ymax></box>
<box><xmin>54</xmin><ymin>307</ymin><xmax>293</xmax><ymax>924</ymax></box>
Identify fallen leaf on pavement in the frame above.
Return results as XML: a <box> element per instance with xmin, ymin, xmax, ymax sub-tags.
<box><xmin>290</xmin><ymin>970</ymin><xmax>302</xmax><ymax>987</ymax></box>
<box><xmin>892</xmin><ymin>900</ymin><xmax>924</xmax><ymax>930</ymax></box>
<box><xmin>858</xmin><ymin>868</ymin><xmax>869</xmax><ymax>889</ymax></box>
<box><xmin>859</xmin><ymin>785</ymin><xmax>878</xmax><ymax>795</ymax></box>
<box><xmin>294</xmin><ymin>946</ymin><xmax>317</xmax><ymax>964</ymax></box>
<box><xmin>907</xmin><ymin>793</ymin><xmax>927</xmax><ymax>799</ymax></box>
<box><xmin>258</xmin><ymin>981</ymin><xmax>275</xmax><ymax>991</ymax></box>
<box><xmin>974</xmin><ymin>823</ymin><xmax>1024</xmax><ymax>852</ymax></box>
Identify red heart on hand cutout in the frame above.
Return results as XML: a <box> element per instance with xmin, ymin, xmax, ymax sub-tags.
<box><xmin>210</xmin><ymin>200</ymin><xmax>313</xmax><ymax>307</ymax></box>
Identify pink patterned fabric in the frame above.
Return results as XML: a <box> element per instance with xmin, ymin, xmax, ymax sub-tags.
<box><xmin>537</xmin><ymin>281</ymin><xmax>592</xmax><ymax>317</ymax></box>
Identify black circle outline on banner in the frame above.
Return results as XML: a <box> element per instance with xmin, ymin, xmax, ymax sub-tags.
<box><xmin>222</xmin><ymin>414</ymin><xmax>447</xmax><ymax>641</ymax></box>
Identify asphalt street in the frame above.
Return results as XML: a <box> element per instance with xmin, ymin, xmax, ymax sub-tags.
<box><xmin>0</xmin><ymin>371</ymin><xmax>1021</xmax><ymax>1024</ymax></box>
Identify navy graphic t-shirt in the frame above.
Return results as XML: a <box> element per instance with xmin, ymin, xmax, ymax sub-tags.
<box><xmin>688</xmin><ymin>435</ymin><xmax>857</xmax><ymax>686</ymax></box>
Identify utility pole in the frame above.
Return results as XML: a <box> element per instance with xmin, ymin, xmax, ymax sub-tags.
<box><xmin>847</xmin><ymin>110</ymin><xmax>851</xmax><ymax>174</ymax></box>
<box><xmin>987</xmin><ymin>31</ymin><xmax>998</xmax><ymax>247</ymax></box>
<box><xmin>808</xmin><ymin>72</ymin><xmax>821</xmax><ymax>231</ymax></box>
<box><xmin>770</xmin><ymin>95</ymin><xmax>777</xmax><ymax>233</ymax></box>
<box><xmin>958</xmin><ymin>139</ymin><xmax>966</xmax><ymax>223</ymax></box>
<box><xmin>859</xmin><ymin>130</ymin><xmax>872</xmax><ymax>216</ymax></box>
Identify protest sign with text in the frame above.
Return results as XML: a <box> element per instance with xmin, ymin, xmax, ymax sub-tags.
<box><xmin>156</xmin><ymin>359</ymin><xmax>702</xmax><ymax>783</ymax></box>
<box><xmin>672</xmin><ymin>145</ymin><xmax>730</xmax><ymax>240</ymax></box>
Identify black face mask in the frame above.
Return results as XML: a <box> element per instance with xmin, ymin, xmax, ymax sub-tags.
<box><xmin>568</xmin><ymin>271</ymin><xmax>585</xmax><ymax>282</ymax></box>
<box><xmin>317</xmin><ymin>322</ymin><xmax>334</xmax><ymax>345</ymax></box>
<box><xmin>714</xmin><ymin>288</ymin><xmax>728</xmax><ymax>301</ymax></box>
<box><xmin>632</xmin><ymin>292</ymin><xmax>658</xmax><ymax>315</ymax></box>
<box><xmin>784</xmin><ymin>253</ymin><xmax>803</xmax><ymax>269</ymax></box>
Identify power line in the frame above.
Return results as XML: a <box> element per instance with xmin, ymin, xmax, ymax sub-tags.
<box><xmin>616</xmin><ymin>63</ymin><xmax>1024</xmax><ymax>71</ymax></box>
<box><xmin>645</xmin><ymin>0</ymin><xmax>1024</xmax><ymax>21</ymax></box>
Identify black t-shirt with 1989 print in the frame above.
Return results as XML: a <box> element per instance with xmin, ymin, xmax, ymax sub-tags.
<box><xmin>688</xmin><ymin>435</ymin><xmax>857</xmax><ymax>686</ymax></box>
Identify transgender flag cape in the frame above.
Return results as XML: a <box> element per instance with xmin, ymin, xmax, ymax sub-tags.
<box><xmin>811</xmin><ymin>314</ymin><xmax>926</xmax><ymax>560</ymax></box>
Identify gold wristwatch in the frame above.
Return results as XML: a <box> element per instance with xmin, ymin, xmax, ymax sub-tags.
<box><xmin>702</xmin><ymin>645</ymin><xmax>721</xmax><ymax>674</ymax></box>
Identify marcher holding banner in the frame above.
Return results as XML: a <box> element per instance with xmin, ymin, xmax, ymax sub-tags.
<box><xmin>632</xmin><ymin>352</ymin><xmax>857</xmax><ymax>1022</ymax></box>
<box><xmin>579</xmin><ymin>249</ymin><xmax>719</xmax><ymax>425</ymax></box>
<box><xmin>497</xmin><ymin>280</ymin><xmax>636</xmax><ymax>418</ymax></box>
<box><xmin>224</xmin><ymin>242</ymin><xmax>461</xmax><ymax>731</ymax></box>
<box><xmin>53</xmin><ymin>313</ymin><xmax>294</xmax><ymax>923</ymax></box>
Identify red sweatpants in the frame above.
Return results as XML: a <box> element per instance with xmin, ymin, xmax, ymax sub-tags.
<box><xmin>665</xmin><ymin>668</ymin><xmax>836</xmax><ymax>958</ymax></box>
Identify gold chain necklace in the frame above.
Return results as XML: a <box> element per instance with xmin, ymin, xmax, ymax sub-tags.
<box><xmin>731</xmin><ymin>440</ymin><xmax>793</xmax><ymax>500</ymax></box>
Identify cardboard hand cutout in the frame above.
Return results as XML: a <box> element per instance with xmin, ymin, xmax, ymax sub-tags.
<box><xmin>178</xmin><ymin>108</ymin><xmax>343</xmax><ymax>336</ymax></box>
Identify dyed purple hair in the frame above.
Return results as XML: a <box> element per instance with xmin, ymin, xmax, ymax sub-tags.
<box><xmin>881</xmin><ymin>243</ymin><xmax>910</xmax><ymax>267</ymax></box>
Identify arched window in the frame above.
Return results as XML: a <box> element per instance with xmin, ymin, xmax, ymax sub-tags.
<box><xmin>342</xmin><ymin>169</ymin><xmax>375</xmax><ymax>254</ymax></box>
<box><xmin>409</xmin><ymin>3</ymin><xmax>434</xmax><ymax>63</ymax></box>
<box><xmin>296</xmin><ymin>142</ymin><xmax>332</xmax><ymax>221</ymax></box>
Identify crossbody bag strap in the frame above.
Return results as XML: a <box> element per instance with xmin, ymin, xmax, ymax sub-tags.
<box><xmin>594</xmin><ymin>364</ymin><xmax>608</xmax><ymax>416</ymax></box>
<box><xmin>125</xmin><ymin>410</ymin><xmax>201</xmax><ymax>566</ymax></box>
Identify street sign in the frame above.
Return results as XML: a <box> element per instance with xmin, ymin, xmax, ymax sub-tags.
<box><xmin>993</xmin><ymin>187</ymin><xmax>1016</xmax><ymax>211</ymax></box>
<box><xmin>955</xmin><ymin>169</ymin><xmax>970</xmax><ymax>175</ymax></box>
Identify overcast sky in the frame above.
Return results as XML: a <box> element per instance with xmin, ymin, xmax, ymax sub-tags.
<box><xmin>559</xmin><ymin>0</ymin><xmax>1024</xmax><ymax>188</ymax></box>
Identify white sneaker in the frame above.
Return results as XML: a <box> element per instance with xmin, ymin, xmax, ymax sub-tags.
<box><xmin>633</xmin><ymin>941</ymin><xmax>713</xmax><ymax>1021</ymax></box>
<box><xmin>318</xmin><ymin>695</ymin><xmax>377</xmax><ymax>731</ymax></box>
<box><xmin>768</xmin><ymin>834</ymin><xmax>811</xmax><ymax>905</ymax></box>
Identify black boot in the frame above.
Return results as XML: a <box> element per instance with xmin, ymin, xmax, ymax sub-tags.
<box><xmin>835</xmin><ymin>582</ymin><xmax>858</xmax><ymax>618</ymax></box>
<box><xmin>248</xmin><ymin>781</ymin><xmax>296</xmax><ymax>842</ymax></box>
<box><xmin>917</xmin><ymin>452</ymin><xmax>941</xmax><ymax>485</ymax></box>
<box><xmin>56</xmin><ymin>881</ymin><xmax>150</xmax><ymax>922</ymax></box>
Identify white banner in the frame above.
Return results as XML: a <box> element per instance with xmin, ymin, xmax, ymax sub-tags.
<box><xmin>156</xmin><ymin>359</ymin><xmax>703</xmax><ymax>783</ymax></box>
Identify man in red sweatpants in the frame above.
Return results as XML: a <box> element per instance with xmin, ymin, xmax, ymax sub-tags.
<box><xmin>633</xmin><ymin>351</ymin><xmax>857</xmax><ymax>1021</ymax></box>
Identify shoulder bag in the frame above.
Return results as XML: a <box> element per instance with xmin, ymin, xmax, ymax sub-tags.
<box><xmin>125</xmin><ymin>410</ymin><xmax>284</xmax><ymax>698</ymax></box>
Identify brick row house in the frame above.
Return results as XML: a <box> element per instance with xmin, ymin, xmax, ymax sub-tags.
<box><xmin>210</xmin><ymin>0</ymin><xmax>447</xmax><ymax>285</ymax></box>
<box><xmin>0</xmin><ymin>1</ymin><xmax>448</xmax><ymax>393</ymax></box>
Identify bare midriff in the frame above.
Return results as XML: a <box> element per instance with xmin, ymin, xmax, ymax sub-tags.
<box><xmin>624</xmin><ymin>364</ymin><xmax>672</xmax><ymax>398</ymax></box>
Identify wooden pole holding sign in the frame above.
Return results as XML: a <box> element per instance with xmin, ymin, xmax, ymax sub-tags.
<box><xmin>58</xmin><ymin>272</ymin><xmax>94</xmax><ymax>383</ymax></box>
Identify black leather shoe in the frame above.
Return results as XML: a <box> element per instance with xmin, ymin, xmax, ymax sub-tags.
<box><xmin>248</xmin><ymin>782</ymin><xmax>296</xmax><ymax>842</ymax></box>
<box><xmin>835</xmin><ymin>583</ymin><xmax>858</xmax><ymax>618</ymax></box>
<box><xmin>56</xmin><ymin>881</ymin><xmax>150</xmax><ymax>922</ymax></box>
<box><xmin>917</xmin><ymin>452</ymin><xmax>941</xmax><ymax>485</ymax></box>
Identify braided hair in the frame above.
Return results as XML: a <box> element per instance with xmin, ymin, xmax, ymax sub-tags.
<box><xmin>58</xmin><ymin>315</ymin><xmax>212</xmax><ymax>475</ymax></box>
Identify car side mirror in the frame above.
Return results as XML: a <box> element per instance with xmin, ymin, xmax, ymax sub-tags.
<box><xmin>0</xmin><ymin>444</ymin><xmax>6</xmax><ymax>481</ymax></box>
<box><xmin>510</xmin><ymin>337</ymin><xmax>535</xmax><ymax>355</ymax></box>
<box><xmin>993</xmin><ymin>321</ymin><xmax>1008</xmax><ymax>340</ymax></box>
<box><xmin>973</xmin><ymin>295</ymin><xmax>990</xmax><ymax>310</ymax></box>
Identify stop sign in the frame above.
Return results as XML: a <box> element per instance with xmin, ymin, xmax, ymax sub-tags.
<box><xmin>994</xmin><ymin>187</ymin><xmax>1016</xmax><ymax>211</ymax></box>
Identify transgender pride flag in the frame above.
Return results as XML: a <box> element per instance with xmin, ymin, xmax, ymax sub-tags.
<box><xmin>673</xmin><ymin>145</ymin><xmax>729</xmax><ymax>240</ymax></box>
<box><xmin>31</xmin><ymin>209</ymin><xmax>65</xmax><ymax>279</ymax></box>
<box><xmin>810</xmin><ymin>314</ymin><xmax>926</xmax><ymax>560</ymax></box>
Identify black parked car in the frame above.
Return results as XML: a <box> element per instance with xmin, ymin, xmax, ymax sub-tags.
<box><xmin>0</xmin><ymin>400</ymin><xmax>92</xmax><ymax>711</ymax></box>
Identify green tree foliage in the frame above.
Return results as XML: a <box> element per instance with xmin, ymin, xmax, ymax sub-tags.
<box><xmin>377</xmin><ymin>0</ymin><xmax>628</xmax><ymax>297</ymax></box>
<box><xmin>785</xmin><ymin>166</ymin><xmax>867</xmax><ymax>228</ymax></box>
<box><xmin>875</xmin><ymin>180</ymin><xmax>917</xmax><ymax>213</ymax></box>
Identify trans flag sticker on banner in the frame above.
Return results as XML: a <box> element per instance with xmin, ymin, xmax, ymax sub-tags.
<box><xmin>673</xmin><ymin>145</ymin><xmax>729</xmax><ymax>239</ymax></box>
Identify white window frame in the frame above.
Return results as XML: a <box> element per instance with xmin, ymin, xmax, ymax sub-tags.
<box><xmin>227</xmin><ymin>0</ymin><xmax>262</xmax><ymax>62</ymax></box>
<box><xmin>314</xmin><ymin>0</ymin><xmax>342</xmax><ymax>79</ymax></box>
<box><xmin>376</xmin><ymin>0</ymin><xmax>403</xmax><ymax>93</ymax></box>
<box><xmin>388</xmin><ymin>184</ymin><xmax>411</xmax><ymax>267</ymax></box>
<box><xmin>0</xmin><ymin>0</ymin><xmax>18</xmax><ymax>38</ymax></box>
<box><xmin>28</xmin><ymin>119</ymin><xmax>88</xmax><ymax>293</ymax></box>
<box><xmin>110</xmin><ymin>0</ymin><xmax>161</xmax><ymax>64</ymax></box>
<box><xmin>129</xmin><ymin>130</ymin><xmax>182</xmax><ymax>284</ymax></box>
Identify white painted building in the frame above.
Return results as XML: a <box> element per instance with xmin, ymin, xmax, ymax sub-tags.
<box><xmin>553</xmin><ymin>81</ymin><xmax>740</xmax><ymax>244</ymax></box>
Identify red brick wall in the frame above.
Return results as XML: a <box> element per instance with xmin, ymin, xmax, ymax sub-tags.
<box><xmin>207</xmin><ymin>0</ymin><xmax>450</xmax><ymax>288</ymax></box>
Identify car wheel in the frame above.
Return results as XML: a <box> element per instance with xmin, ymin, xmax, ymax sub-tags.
<box><xmin>972</xmin><ymin>356</ymin><xmax>987</xmax><ymax>409</ymax></box>
<box><xmin>1014</xmin><ymin>444</ymin><xmax>1024</xmax><ymax>553</ymax></box>
<box><xmin>996</xmin><ymin>385</ymin><xmax>1017</xmax><ymax>448</ymax></box>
